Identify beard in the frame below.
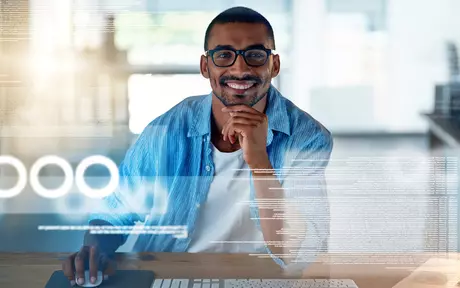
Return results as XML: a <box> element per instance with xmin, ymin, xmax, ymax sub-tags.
<box><xmin>212</xmin><ymin>74</ymin><xmax>269</xmax><ymax>107</ymax></box>
<box><xmin>212</xmin><ymin>89</ymin><xmax>267</xmax><ymax>107</ymax></box>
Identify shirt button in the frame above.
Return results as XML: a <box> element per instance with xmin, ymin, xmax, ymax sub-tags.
<box><xmin>196</xmin><ymin>203</ymin><xmax>201</xmax><ymax>208</ymax></box>
<box><xmin>205</xmin><ymin>165</ymin><xmax>211</xmax><ymax>171</ymax></box>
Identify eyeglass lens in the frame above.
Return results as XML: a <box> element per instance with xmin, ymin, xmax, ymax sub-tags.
<box><xmin>212</xmin><ymin>49</ymin><xmax>268</xmax><ymax>67</ymax></box>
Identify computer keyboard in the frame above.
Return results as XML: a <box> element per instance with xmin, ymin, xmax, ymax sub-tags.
<box><xmin>151</xmin><ymin>278</ymin><xmax>358</xmax><ymax>287</ymax></box>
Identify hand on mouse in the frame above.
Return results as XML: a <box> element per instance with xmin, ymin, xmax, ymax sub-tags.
<box><xmin>62</xmin><ymin>220</ymin><xmax>123</xmax><ymax>286</ymax></box>
<box><xmin>62</xmin><ymin>244</ymin><xmax>116</xmax><ymax>286</ymax></box>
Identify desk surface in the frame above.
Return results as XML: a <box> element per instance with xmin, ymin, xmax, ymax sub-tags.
<box><xmin>0</xmin><ymin>252</ymin><xmax>457</xmax><ymax>288</ymax></box>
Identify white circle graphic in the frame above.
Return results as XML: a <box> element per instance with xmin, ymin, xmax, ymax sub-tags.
<box><xmin>30</xmin><ymin>155</ymin><xmax>73</xmax><ymax>198</ymax></box>
<box><xmin>0</xmin><ymin>155</ymin><xmax>27</xmax><ymax>198</ymax></box>
<box><xmin>75</xmin><ymin>155</ymin><xmax>119</xmax><ymax>199</ymax></box>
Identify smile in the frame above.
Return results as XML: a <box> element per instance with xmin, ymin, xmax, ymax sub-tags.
<box><xmin>223</xmin><ymin>81</ymin><xmax>258</xmax><ymax>93</ymax></box>
<box><xmin>226</xmin><ymin>82</ymin><xmax>254</xmax><ymax>89</ymax></box>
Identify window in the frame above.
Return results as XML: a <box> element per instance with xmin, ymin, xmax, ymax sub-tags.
<box><xmin>72</xmin><ymin>1</ymin><xmax>293</xmax><ymax>65</ymax></box>
<box><xmin>324</xmin><ymin>13</ymin><xmax>387</xmax><ymax>87</ymax></box>
<box><xmin>128</xmin><ymin>74</ymin><xmax>210</xmax><ymax>134</ymax></box>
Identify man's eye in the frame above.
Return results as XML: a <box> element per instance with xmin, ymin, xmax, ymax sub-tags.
<box><xmin>216</xmin><ymin>52</ymin><xmax>233</xmax><ymax>58</ymax></box>
<box><xmin>247</xmin><ymin>52</ymin><xmax>264</xmax><ymax>58</ymax></box>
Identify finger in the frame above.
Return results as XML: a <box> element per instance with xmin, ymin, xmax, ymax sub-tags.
<box><xmin>222</xmin><ymin>105</ymin><xmax>258</xmax><ymax>114</ymax></box>
<box><xmin>63</xmin><ymin>253</ymin><xmax>77</xmax><ymax>286</ymax></box>
<box><xmin>74</xmin><ymin>246</ymin><xmax>88</xmax><ymax>285</ymax></box>
<box><xmin>229</xmin><ymin>124</ymin><xmax>249</xmax><ymax>139</ymax></box>
<box><xmin>229</xmin><ymin>121</ymin><xmax>255</xmax><ymax>143</ymax></box>
<box><xmin>227</xmin><ymin>125</ymin><xmax>242</xmax><ymax>144</ymax></box>
<box><xmin>227</xmin><ymin>116</ymin><xmax>260</xmax><ymax>127</ymax></box>
<box><xmin>224</xmin><ymin>122</ymin><xmax>236</xmax><ymax>144</ymax></box>
<box><xmin>100</xmin><ymin>254</ymin><xmax>117</xmax><ymax>279</ymax></box>
<box><xmin>89</xmin><ymin>246</ymin><xmax>99</xmax><ymax>284</ymax></box>
<box><xmin>229</xmin><ymin>111</ymin><xmax>265</xmax><ymax>121</ymax></box>
<box><xmin>229</xmin><ymin>129</ymin><xmax>236</xmax><ymax>144</ymax></box>
<box><xmin>224</xmin><ymin>115</ymin><xmax>258</xmax><ymax>143</ymax></box>
<box><xmin>222</xmin><ymin>116</ymin><xmax>233</xmax><ymax>142</ymax></box>
<box><xmin>238</xmin><ymin>133</ymin><xmax>244</xmax><ymax>142</ymax></box>
<box><xmin>222</xmin><ymin>124</ymin><xmax>228</xmax><ymax>142</ymax></box>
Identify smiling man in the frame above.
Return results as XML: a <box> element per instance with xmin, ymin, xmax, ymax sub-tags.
<box><xmin>63</xmin><ymin>6</ymin><xmax>333</xmax><ymax>286</ymax></box>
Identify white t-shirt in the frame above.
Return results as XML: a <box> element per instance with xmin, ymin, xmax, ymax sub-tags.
<box><xmin>187</xmin><ymin>143</ymin><xmax>266</xmax><ymax>253</ymax></box>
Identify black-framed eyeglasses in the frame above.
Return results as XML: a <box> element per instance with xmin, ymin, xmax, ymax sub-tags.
<box><xmin>205</xmin><ymin>46</ymin><xmax>272</xmax><ymax>67</ymax></box>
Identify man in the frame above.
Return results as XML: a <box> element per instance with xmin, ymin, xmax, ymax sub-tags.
<box><xmin>63</xmin><ymin>6</ymin><xmax>333</xmax><ymax>286</ymax></box>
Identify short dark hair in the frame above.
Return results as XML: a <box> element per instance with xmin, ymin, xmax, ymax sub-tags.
<box><xmin>204</xmin><ymin>6</ymin><xmax>276</xmax><ymax>51</ymax></box>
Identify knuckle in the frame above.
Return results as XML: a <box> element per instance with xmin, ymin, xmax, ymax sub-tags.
<box><xmin>75</xmin><ymin>255</ymin><xmax>83</xmax><ymax>263</ymax></box>
<box><xmin>90</xmin><ymin>245</ymin><xmax>98</xmax><ymax>254</ymax></box>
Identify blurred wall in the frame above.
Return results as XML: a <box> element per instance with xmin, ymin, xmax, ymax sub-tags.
<box><xmin>290</xmin><ymin>0</ymin><xmax>456</xmax><ymax>133</ymax></box>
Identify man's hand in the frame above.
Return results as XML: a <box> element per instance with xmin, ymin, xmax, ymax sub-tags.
<box><xmin>62</xmin><ymin>233</ymin><xmax>117</xmax><ymax>286</ymax></box>
<box><xmin>221</xmin><ymin>105</ymin><xmax>269</xmax><ymax>168</ymax></box>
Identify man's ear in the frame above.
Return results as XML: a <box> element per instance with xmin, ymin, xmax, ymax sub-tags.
<box><xmin>200</xmin><ymin>55</ymin><xmax>210</xmax><ymax>79</ymax></box>
<box><xmin>270</xmin><ymin>54</ymin><xmax>280</xmax><ymax>78</ymax></box>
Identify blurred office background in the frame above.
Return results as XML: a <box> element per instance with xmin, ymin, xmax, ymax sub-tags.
<box><xmin>1</xmin><ymin>0</ymin><xmax>460</xmax><ymax>257</ymax></box>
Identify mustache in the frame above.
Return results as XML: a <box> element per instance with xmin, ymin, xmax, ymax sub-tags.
<box><xmin>219</xmin><ymin>75</ymin><xmax>262</xmax><ymax>85</ymax></box>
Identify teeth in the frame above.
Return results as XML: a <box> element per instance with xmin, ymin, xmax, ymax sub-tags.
<box><xmin>226</xmin><ymin>83</ymin><xmax>254</xmax><ymax>90</ymax></box>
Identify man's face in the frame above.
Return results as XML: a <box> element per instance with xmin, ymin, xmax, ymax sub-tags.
<box><xmin>200</xmin><ymin>22</ymin><xmax>280</xmax><ymax>107</ymax></box>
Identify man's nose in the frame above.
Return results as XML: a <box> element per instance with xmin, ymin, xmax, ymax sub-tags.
<box><xmin>230</xmin><ymin>54</ymin><xmax>250</xmax><ymax>73</ymax></box>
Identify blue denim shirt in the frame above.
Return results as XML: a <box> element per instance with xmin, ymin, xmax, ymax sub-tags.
<box><xmin>89</xmin><ymin>85</ymin><xmax>333</xmax><ymax>270</ymax></box>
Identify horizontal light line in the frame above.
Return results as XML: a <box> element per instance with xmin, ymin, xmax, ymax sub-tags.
<box><xmin>0</xmin><ymin>125</ymin><xmax>114</xmax><ymax>137</ymax></box>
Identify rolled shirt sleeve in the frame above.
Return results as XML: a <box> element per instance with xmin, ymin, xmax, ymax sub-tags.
<box><xmin>88</xmin><ymin>128</ymin><xmax>155</xmax><ymax>245</ymax></box>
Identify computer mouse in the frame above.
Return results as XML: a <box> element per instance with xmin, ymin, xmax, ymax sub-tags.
<box><xmin>75</xmin><ymin>270</ymin><xmax>103</xmax><ymax>287</ymax></box>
